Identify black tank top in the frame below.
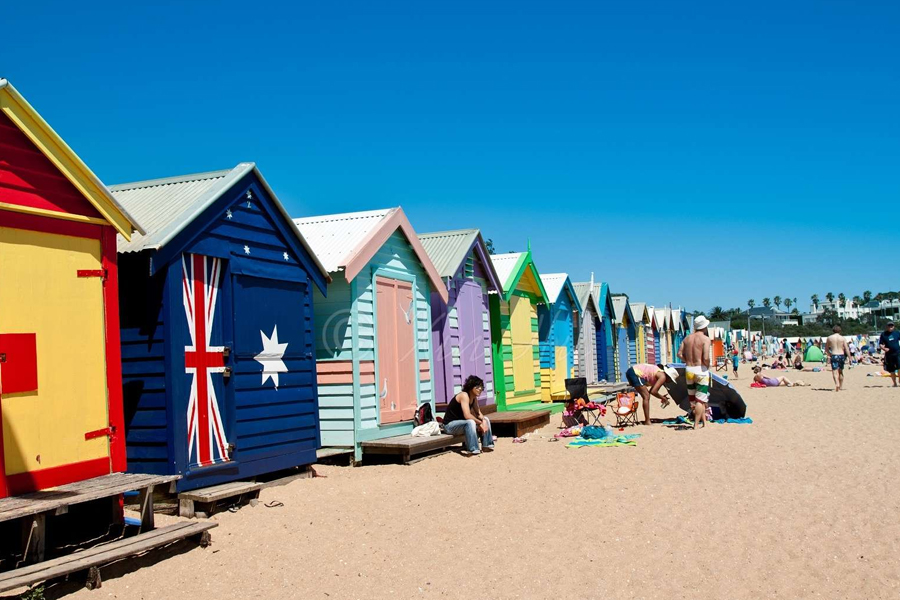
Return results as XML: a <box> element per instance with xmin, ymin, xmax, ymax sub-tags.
<box><xmin>443</xmin><ymin>395</ymin><xmax>473</xmax><ymax>423</ymax></box>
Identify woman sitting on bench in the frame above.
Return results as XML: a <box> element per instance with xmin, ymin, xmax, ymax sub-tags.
<box><xmin>443</xmin><ymin>375</ymin><xmax>495</xmax><ymax>456</ymax></box>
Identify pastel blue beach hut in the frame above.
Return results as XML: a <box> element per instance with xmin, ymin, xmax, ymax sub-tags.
<box><xmin>294</xmin><ymin>208</ymin><xmax>448</xmax><ymax>461</ymax></box>
<box><xmin>612</xmin><ymin>295</ymin><xmax>636</xmax><ymax>381</ymax></box>
<box><xmin>113</xmin><ymin>163</ymin><xmax>330</xmax><ymax>491</ymax></box>
<box><xmin>538</xmin><ymin>273</ymin><xmax>582</xmax><ymax>401</ymax></box>
<box><xmin>598</xmin><ymin>283</ymin><xmax>617</xmax><ymax>382</ymax></box>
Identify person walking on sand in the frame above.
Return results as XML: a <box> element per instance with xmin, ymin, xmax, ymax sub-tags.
<box><xmin>681</xmin><ymin>315</ymin><xmax>712</xmax><ymax>429</ymax></box>
<box><xmin>879</xmin><ymin>321</ymin><xmax>900</xmax><ymax>387</ymax></box>
<box><xmin>826</xmin><ymin>325</ymin><xmax>852</xmax><ymax>392</ymax></box>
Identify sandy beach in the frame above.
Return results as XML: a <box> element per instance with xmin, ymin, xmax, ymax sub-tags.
<box><xmin>8</xmin><ymin>363</ymin><xmax>900</xmax><ymax>600</ymax></box>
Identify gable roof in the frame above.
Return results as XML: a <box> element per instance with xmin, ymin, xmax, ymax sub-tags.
<box><xmin>630</xmin><ymin>302</ymin><xmax>650</xmax><ymax>324</ymax></box>
<box><xmin>573</xmin><ymin>282</ymin><xmax>601</xmax><ymax>319</ymax></box>
<box><xmin>417</xmin><ymin>228</ymin><xmax>501</xmax><ymax>293</ymax></box>
<box><xmin>672</xmin><ymin>309</ymin><xmax>683</xmax><ymax>332</ymax></box>
<box><xmin>294</xmin><ymin>207</ymin><xmax>448</xmax><ymax>303</ymax></box>
<box><xmin>654</xmin><ymin>308</ymin><xmax>669</xmax><ymax>331</ymax></box>
<box><xmin>612</xmin><ymin>295</ymin><xmax>634</xmax><ymax>325</ymax></box>
<box><xmin>540</xmin><ymin>273</ymin><xmax>582</xmax><ymax>314</ymax></box>
<box><xmin>0</xmin><ymin>79</ymin><xmax>141</xmax><ymax>239</ymax></box>
<box><xmin>647</xmin><ymin>306</ymin><xmax>658</xmax><ymax>329</ymax></box>
<box><xmin>489</xmin><ymin>251</ymin><xmax>548</xmax><ymax>303</ymax></box>
<box><xmin>598</xmin><ymin>282</ymin><xmax>615</xmax><ymax>319</ymax></box>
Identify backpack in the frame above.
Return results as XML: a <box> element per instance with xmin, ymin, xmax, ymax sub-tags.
<box><xmin>414</xmin><ymin>403</ymin><xmax>434</xmax><ymax>426</ymax></box>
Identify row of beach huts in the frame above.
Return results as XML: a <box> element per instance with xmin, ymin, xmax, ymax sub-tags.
<box><xmin>0</xmin><ymin>79</ymin><xmax>692</xmax><ymax>503</ymax></box>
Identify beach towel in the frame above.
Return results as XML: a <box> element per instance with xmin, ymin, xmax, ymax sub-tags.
<box><xmin>713</xmin><ymin>417</ymin><xmax>753</xmax><ymax>424</ymax></box>
<box><xmin>750</xmin><ymin>382</ymin><xmax>766</xmax><ymax>388</ymax></box>
<box><xmin>662</xmin><ymin>415</ymin><xmax>752</xmax><ymax>425</ymax></box>
<box><xmin>566</xmin><ymin>434</ymin><xmax>641</xmax><ymax>448</ymax></box>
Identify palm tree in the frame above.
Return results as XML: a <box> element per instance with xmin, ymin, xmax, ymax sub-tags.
<box><xmin>748</xmin><ymin>299</ymin><xmax>755</xmax><ymax>310</ymax></box>
<box><xmin>853</xmin><ymin>295</ymin><xmax>861</xmax><ymax>306</ymax></box>
<box><xmin>773</xmin><ymin>296</ymin><xmax>782</xmax><ymax>310</ymax></box>
<box><xmin>826</xmin><ymin>292</ymin><xmax>834</xmax><ymax>304</ymax></box>
<box><xmin>793</xmin><ymin>297</ymin><xmax>798</xmax><ymax>310</ymax></box>
<box><xmin>762</xmin><ymin>297</ymin><xmax>771</xmax><ymax>308</ymax></box>
<box><xmin>838</xmin><ymin>293</ymin><xmax>846</xmax><ymax>305</ymax></box>
<box><xmin>811</xmin><ymin>294</ymin><xmax>819</xmax><ymax>310</ymax></box>
<box><xmin>710</xmin><ymin>306</ymin><xmax>725</xmax><ymax>320</ymax></box>
<box><xmin>863</xmin><ymin>290</ymin><xmax>873</xmax><ymax>304</ymax></box>
<box><xmin>784</xmin><ymin>298</ymin><xmax>793</xmax><ymax>312</ymax></box>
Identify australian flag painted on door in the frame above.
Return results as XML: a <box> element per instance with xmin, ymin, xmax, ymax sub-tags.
<box><xmin>114</xmin><ymin>163</ymin><xmax>329</xmax><ymax>492</ymax></box>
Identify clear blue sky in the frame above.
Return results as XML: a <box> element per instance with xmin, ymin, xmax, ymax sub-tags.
<box><xmin>3</xmin><ymin>0</ymin><xmax>897</xmax><ymax>312</ymax></box>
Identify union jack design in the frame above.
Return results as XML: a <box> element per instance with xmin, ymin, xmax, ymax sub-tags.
<box><xmin>182</xmin><ymin>254</ymin><xmax>229</xmax><ymax>467</ymax></box>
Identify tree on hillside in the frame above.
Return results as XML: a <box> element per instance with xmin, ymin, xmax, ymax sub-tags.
<box><xmin>774</xmin><ymin>296</ymin><xmax>782</xmax><ymax>310</ymax></box>
<box><xmin>864</xmin><ymin>290</ymin><xmax>873</xmax><ymax>303</ymax></box>
<box><xmin>763</xmin><ymin>297</ymin><xmax>771</xmax><ymax>308</ymax></box>
<box><xmin>811</xmin><ymin>294</ymin><xmax>819</xmax><ymax>310</ymax></box>
<box><xmin>838</xmin><ymin>293</ymin><xmax>846</xmax><ymax>305</ymax></box>
<box><xmin>748</xmin><ymin>299</ymin><xmax>755</xmax><ymax>310</ymax></box>
<box><xmin>826</xmin><ymin>292</ymin><xmax>834</xmax><ymax>303</ymax></box>
<box><xmin>710</xmin><ymin>306</ymin><xmax>726</xmax><ymax>320</ymax></box>
<box><xmin>784</xmin><ymin>298</ymin><xmax>793</xmax><ymax>312</ymax></box>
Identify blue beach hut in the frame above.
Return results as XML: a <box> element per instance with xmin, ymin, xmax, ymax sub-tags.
<box><xmin>113</xmin><ymin>163</ymin><xmax>330</xmax><ymax>491</ymax></box>
<box><xmin>538</xmin><ymin>273</ymin><xmax>582</xmax><ymax>401</ymax></box>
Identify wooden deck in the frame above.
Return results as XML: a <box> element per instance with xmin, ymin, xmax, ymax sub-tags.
<box><xmin>0</xmin><ymin>473</ymin><xmax>180</xmax><ymax>524</ymax></box>
<box><xmin>0</xmin><ymin>521</ymin><xmax>216</xmax><ymax>593</ymax></box>
<box><xmin>361</xmin><ymin>433</ymin><xmax>465</xmax><ymax>464</ymax></box>
<box><xmin>488</xmin><ymin>410</ymin><xmax>551</xmax><ymax>437</ymax></box>
<box><xmin>587</xmin><ymin>382</ymin><xmax>632</xmax><ymax>395</ymax></box>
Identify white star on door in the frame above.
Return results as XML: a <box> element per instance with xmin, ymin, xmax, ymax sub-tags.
<box><xmin>254</xmin><ymin>325</ymin><xmax>288</xmax><ymax>389</ymax></box>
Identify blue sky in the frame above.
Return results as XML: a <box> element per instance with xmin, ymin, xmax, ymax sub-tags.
<box><xmin>3</xmin><ymin>0</ymin><xmax>897</xmax><ymax>312</ymax></box>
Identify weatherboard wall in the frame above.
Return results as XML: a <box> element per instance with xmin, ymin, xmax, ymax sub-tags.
<box><xmin>118</xmin><ymin>173</ymin><xmax>321</xmax><ymax>492</ymax></box>
<box><xmin>539</xmin><ymin>290</ymin><xmax>575</xmax><ymax>401</ymax></box>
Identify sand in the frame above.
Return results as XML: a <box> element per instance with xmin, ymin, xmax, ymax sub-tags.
<box><xmin>9</xmin><ymin>363</ymin><xmax>900</xmax><ymax>599</ymax></box>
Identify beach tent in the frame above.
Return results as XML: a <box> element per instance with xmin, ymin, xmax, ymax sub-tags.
<box><xmin>612</xmin><ymin>296</ymin><xmax>637</xmax><ymax>382</ymax></box>
<box><xmin>662</xmin><ymin>364</ymin><xmax>747</xmax><ymax>419</ymax></box>
<box><xmin>419</xmin><ymin>229</ymin><xmax>502</xmax><ymax>410</ymax></box>
<box><xmin>597</xmin><ymin>283</ymin><xmax>617</xmax><ymax>382</ymax></box>
<box><xmin>0</xmin><ymin>80</ymin><xmax>142</xmax><ymax>498</ymax></box>
<box><xmin>114</xmin><ymin>164</ymin><xmax>329</xmax><ymax>491</ymax></box>
<box><xmin>804</xmin><ymin>345</ymin><xmax>825</xmax><ymax>362</ymax></box>
<box><xmin>489</xmin><ymin>250</ymin><xmax>549</xmax><ymax>410</ymax></box>
<box><xmin>294</xmin><ymin>208</ymin><xmax>445</xmax><ymax>461</ymax></box>
<box><xmin>573</xmin><ymin>281</ymin><xmax>603</xmax><ymax>385</ymax></box>
<box><xmin>538</xmin><ymin>274</ymin><xmax>582</xmax><ymax>401</ymax></box>
<box><xmin>630</xmin><ymin>302</ymin><xmax>651</xmax><ymax>363</ymax></box>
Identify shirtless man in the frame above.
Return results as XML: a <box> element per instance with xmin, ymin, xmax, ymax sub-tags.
<box><xmin>681</xmin><ymin>315</ymin><xmax>712</xmax><ymax>429</ymax></box>
<box><xmin>825</xmin><ymin>325</ymin><xmax>852</xmax><ymax>392</ymax></box>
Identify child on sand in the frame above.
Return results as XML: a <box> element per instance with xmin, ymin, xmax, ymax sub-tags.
<box><xmin>731</xmin><ymin>350</ymin><xmax>740</xmax><ymax>378</ymax></box>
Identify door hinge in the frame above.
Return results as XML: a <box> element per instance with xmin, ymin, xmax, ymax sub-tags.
<box><xmin>77</xmin><ymin>269</ymin><xmax>108</xmax><ymax>280</ymax></box>
<box><xmin>85</xmin><ymin>426</ymin><xmax>115</xmax><ymax>441</ymax></box>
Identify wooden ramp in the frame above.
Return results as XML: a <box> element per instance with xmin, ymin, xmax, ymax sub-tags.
<box><xmin>489</xmin><ymin>410</ymin><xmax>551</xmax><ymax>437</ymax></box>
<box><xmin>0</xmin><ymin>521</ymin><xmax>216</xmax><ymax>594</ymax></box>
<box><xmin>361</xmin><ymin>433</ymin><xmax>465</xmax><ymax>464</ymax></box>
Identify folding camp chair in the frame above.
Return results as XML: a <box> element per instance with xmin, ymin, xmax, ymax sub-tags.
<box><xmin>564</xmin><ymin>378</ymin><xmax>605</xmax><ymax>427</ymax></box>
<box><xmin>612</xmin><ymin>392</ymin><xmax>640</xmax><ymax>427</ymax></box>
<box><xmin>714</xmin><ymin>356</ymin><xmax>727</xmax><ymax>372</ymax></box>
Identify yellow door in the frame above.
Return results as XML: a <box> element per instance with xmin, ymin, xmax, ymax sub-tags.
<box><xmin>0</xmin><ymin>227</ymin><xmax>110</xmax><ymax>477</ymax></box>
<box><xmin>510</xmin><ymin>294</ymin><xmax>534</xmax><ymax>399</ymax></box>
<box><xmin>552</xmin><ymin>346</ymin><xmax>567</xmax><ymax>395</ymax></box>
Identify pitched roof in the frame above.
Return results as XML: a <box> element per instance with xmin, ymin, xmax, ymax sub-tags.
<box><xmin>611</xmin><ymin>295</ymin><xmax>629</xmax><ymax>323</ymax></box>
<box><xmin>630</xmin><ymin>302</ymin><xmax>649</xmax><ymax>324</ymax></box>
<box><xmin>110</xmin><ymin>162</ymin><xmax>330</xmax><ymax>289</ymax></box>
<box><xmin>417</xmin><ymin>228</ymin><xmax>501</xmax><ymax>293</ymax></box>
<box><xmin>573</xmin><ymin>282</ymin><xmax>601</xmax><ymax>318</ymax></box>
<box><xmin>294</xmin><ymin>207</ymin><xmax>448</xmax><ymax>302</ymax></box>
<box><xmin>0</xmin><ymin>79</ymin><xmax>142</xmax><ymax>239</ymax></box>
<box><xmin>489</xmin><ymin>251</ymin><xmax>548</xmax><ymax>303</ymax></box>
<box><xmin>540</xmin><ymin>273</ymin><xmax>582</xmax><ymax>314</ymax></box>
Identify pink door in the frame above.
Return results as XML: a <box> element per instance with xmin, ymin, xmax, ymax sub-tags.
<box><xmin>376</xmin><ymin>277</ymin><xmax>418</xmax><ymax>424</ymax></box>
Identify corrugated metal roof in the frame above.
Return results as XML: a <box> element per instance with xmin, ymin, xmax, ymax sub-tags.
<box><xmin>490</xmin><ymin>252</ymin><xmax>524</xmax><ymax>290</ymax></box>
<box><xmin>572</xmin><ymin>282</ymin><xmax>595</xmax><ymax>316</ymax></box>
<box><xmin>672</xmin><ymin>309</ymin><xmax>683</xmax><ymax>331</ymax></box>
<box><xmin>417</xmin><ymin>229</ymin><xmax>480</xmax><ymax>278</ymax></box>
<box><xmin>631</xmin><ymin>302</ymin><xmax>647</xmax><ymax>323</ymax></box>
<box><xmin>293</xmin><ymin>209</ymin><xmax>395</xmax><ymax>273</ymax></box>
<box><xmin>110</xmin><ymin>163</ymin><xmax>330</xmax><ymax>287</ymax></box>
<box><xmin>540</xmin><ymin>273</ymin><xmax>569</xmax><ymax>304</ymax></box>
<box><xmin>655</xmin><ymin>308</ymin><xmax>667</xmax><ymax>329</ymax></box>
<box><xmin>612</xmin><ymin>295</ymin><xmax>628</xmax><ymax>323</ymax></box>
<box><xmin>111</xmin><ymin>167</ymin><xmax>234</xmax><ymax>253</ymax></box>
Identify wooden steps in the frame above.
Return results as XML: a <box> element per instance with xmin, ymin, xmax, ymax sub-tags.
<box><xmin>488</xmin><ymin>410</ymin><xmax>551</xmax><ymax>437</ymax></box>
<box><xmin>361</xmin><ymin>433</ymin><xmax>465</xmax><ymax>464</ymax></box>
<box><xmin>177</xmin><ymin>467</ymin><xmax>314</xmax><ymax>518</ymax></box>
<box><xmin>0</xmin><ymin>521</ymin><xmax>216</xmax><ymax>594</ymax></box>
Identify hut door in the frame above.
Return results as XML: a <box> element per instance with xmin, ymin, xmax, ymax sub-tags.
<box><xmin>584</xmin><ymin>318</ymin><xmax>597</xmax><ymax>384</ymax></box>
<box><xmin>510</xmin><ymin>294</ymin><xmax>534</xmax><ymax>394</ymax></box>
<box><xmin>376</xmin><ymin>277</ymin><xmax>418</xmax><ymax>424</ymax></box>
<box><xmin>456</xmin><ymin>281</ymin><xmax>486</xmax><ymax>404</ymax></box>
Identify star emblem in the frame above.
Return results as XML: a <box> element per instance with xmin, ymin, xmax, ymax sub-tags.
<box><xmin>283</xmin><ymin>252</ymin><xmax>290</xmax><ymax>261</ymax></box>
<box><xmin>244</xmin><ymin>245</ymin><xmax>251</xmax><ymax>255</ymax></box>
<box><xmin>226</xmin><ymin>210</ymin><xmax>233</xmax><ymax>220</ymax></box>
<box><xmin>254</xmin><ymin>326</ymin><xmax>289</xmax><ymax>389</ymax></box>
